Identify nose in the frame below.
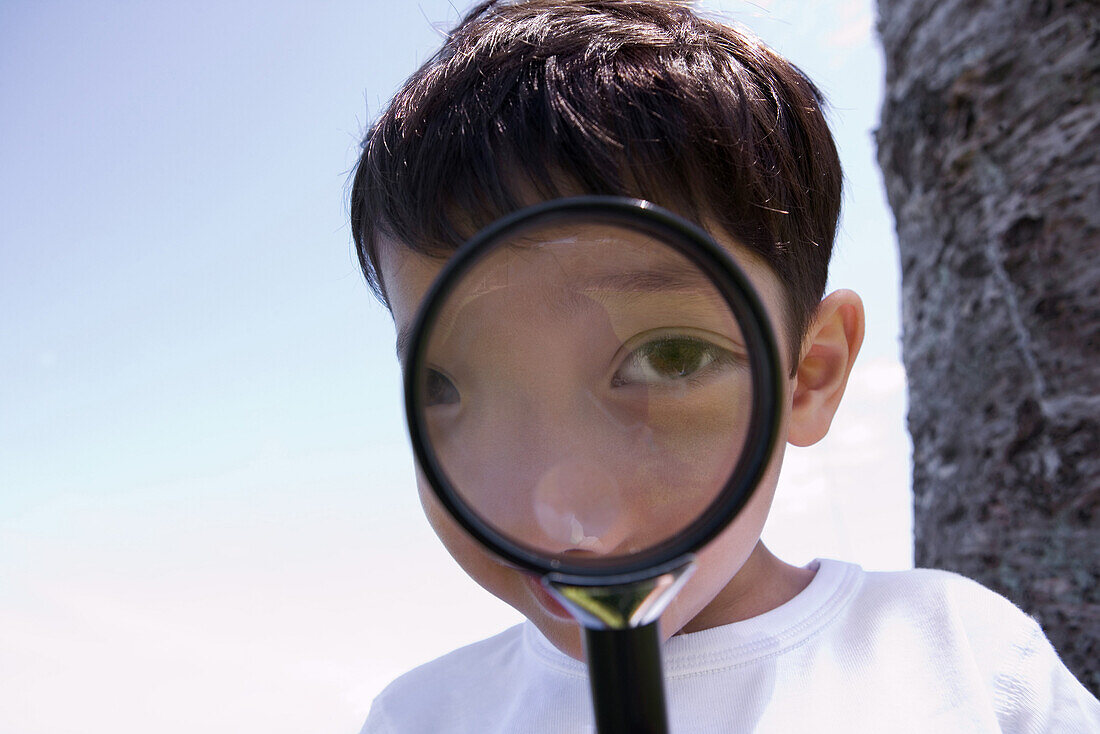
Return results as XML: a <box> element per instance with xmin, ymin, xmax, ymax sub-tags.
<box><xmin>440</xmin><ymin>388</ymin><xmax>647</xmax><ymax>557</ymax></box>
<box><xmin>531</xmin><ymin>456</ymin><xmax>632</xmax><ymax>554</ymax></box>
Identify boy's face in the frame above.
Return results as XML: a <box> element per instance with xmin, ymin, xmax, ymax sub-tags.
<box><xmin>380</xmin><ymin>227</ymin><xmax>800</xmax><ymax>660</ymax></box>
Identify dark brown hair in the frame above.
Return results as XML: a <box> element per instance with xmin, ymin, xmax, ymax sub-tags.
<box><xmin>350</xmin><ymin>0</ymin><xmax>842</xmax><ymax>363</ymax></box>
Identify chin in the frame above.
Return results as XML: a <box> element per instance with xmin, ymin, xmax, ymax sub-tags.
<box><xmin>523</xmin><ymin>601</ymin><xmax>586</xmax><ymax>660</ymax></box>
<box><xmin>521</xmin><ymin>575</ymin><xmax>585</xmax><ymax>657</ymax></box>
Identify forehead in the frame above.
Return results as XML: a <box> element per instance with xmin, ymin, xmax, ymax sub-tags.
<box><xmin>378</xmin><ymin>227</ymin><xmax>790</xmax><ymax>364</ymax></box>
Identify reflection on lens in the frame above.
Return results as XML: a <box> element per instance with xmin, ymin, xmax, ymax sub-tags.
<box><xmin>416</xmin><ymin>221</ymin><xmax>754</xmax><ymax>565</ymax></box>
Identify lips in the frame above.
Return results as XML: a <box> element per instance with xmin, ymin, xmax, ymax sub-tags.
<box><xmin>523</xmin><ymin>574</ymin><xmax>574</xmax><ymax>620</ymax></box>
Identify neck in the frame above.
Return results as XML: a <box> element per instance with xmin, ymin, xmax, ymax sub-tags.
<box><xmin>679</xmin><ymin>542</ymin><xmax>816</xmax><ymax>634</ymax></box>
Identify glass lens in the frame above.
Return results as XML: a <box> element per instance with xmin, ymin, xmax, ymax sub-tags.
<box><xmin>413</xmin><ymin>219</ymin><xmax>755</xmax><ymax>565</ymax></box>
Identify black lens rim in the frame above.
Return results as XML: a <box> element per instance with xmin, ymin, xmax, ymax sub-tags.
<box><xmin>403</xmin><ymin>196</ymin><xmax>783</xmax><ymax>579</ymax></box>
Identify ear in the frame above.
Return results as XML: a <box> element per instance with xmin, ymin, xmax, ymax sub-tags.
<box><xmin>787</xmin><ymin>289</ymin><xmax>865</xmax><ymax>447</ymax></box>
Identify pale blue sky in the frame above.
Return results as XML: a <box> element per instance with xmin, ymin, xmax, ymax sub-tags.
<box><xmin>1</xmin><ymin>2</ymin><xmax>908</xmax><ymax>731</ymax></box>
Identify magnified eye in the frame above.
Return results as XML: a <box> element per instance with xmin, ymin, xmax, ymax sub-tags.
<box><xmin>425</xmin><ymin>369</ymin><xmax>460</xmax><ymax>406</ymax></box>
<box><xmin>612</xmin><ymin>335</ymin><xmax>736</xmax><ymax>388</ymax></box>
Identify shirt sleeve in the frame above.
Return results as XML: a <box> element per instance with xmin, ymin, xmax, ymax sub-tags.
<box><xmin>358</xmin><ymin>698</ymin><xmax>396</xmax><ymax>734</ymax></box>
<box><xmin>996</xmin><ymin>617</ymin><xmax>1100</xmax><ymax>733</ymax></box>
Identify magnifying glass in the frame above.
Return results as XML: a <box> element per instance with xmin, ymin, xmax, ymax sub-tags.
<box><xmin>403</xmin><ymin>196</ymin><xmax>783</xmax><ymax>734</ymax></box>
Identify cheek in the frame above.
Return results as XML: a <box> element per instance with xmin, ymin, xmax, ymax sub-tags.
<box><xmin>417</xmin><ymin>470</ymin><xmax>588</xmax><ymax>659</ymax></box>
<box><xmin>416</xmin><ymin>470</ymin><xmax>518</xmax><ymax>598</ymax></box>
<box><xmin>416</xmin><ymin>471</ymin><xmax>477</xmax><ymax>564</ymax></box>
<box><xmin>657</xmin><ymin>427</ymin><xmax>790</xmax><ymax>636</ymax></box>
<box><xmin>637</xmin><ymin>387</ymin><xmax>753</xmax><ymax>510</ymax></box>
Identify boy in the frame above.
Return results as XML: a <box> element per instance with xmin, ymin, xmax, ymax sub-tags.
<box><xmin>351</xmin><ymin>1</ymin><xmax>1100</xmax><ymax>731</ymax></box>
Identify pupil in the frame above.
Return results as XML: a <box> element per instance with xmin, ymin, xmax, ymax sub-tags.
<box><xmin>425</xmin><ymin>370</ymin><xmax>459</xmax><ymax>405</ymax></box>
<box><xmin>649</xmin><ymin>340</ymin><xmax>704</xmax><ymax>377</ymax></box>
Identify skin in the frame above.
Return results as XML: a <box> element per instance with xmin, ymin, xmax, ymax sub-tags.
<box><xmin>380</xmin><ymin>228</ymin><xmax>865</xmax><ymax>661</ymax></box>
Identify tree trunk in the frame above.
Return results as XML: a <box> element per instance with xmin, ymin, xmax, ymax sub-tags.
<box><xmin>875</xmin><ymin>0</ymin><xmax>1099</xmax><ymax>694</ymax></box>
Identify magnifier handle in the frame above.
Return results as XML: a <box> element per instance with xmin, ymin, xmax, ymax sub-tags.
<box><xmin>583</xmin><ymin>621</ymin><xmax>669</xmax><ymax>734</ymax></box>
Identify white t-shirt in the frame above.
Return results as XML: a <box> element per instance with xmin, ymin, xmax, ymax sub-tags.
<box><xmin>361</xmin><ymin>559</ymin><xmax>1100</xmax><ymax>733</ymax></box>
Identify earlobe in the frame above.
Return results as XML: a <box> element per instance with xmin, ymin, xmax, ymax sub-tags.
<box><xmin>787</xmin><ymin>289</ymin><xmax>865</xmax><ymax>447</ymax></box>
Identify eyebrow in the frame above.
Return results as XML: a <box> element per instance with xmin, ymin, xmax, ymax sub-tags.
<box><xmin>393</xmin><ymin>264</ymin><xmax>717</xmax><ymax>365</ymax></box>
<box><xmin>579</xmin><ymin>265</ymin><xmax>714</xmax><ymax>294</ymax></box>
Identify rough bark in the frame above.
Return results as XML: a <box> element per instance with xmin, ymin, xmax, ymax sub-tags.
<box><xmin>875</xmin><ymin>0</ymin><xmax>1100</xmax><ymax>694</ymax></box>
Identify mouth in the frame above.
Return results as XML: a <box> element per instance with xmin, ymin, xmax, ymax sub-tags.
<box><xmin>522</xmin><ymin>574</ymin><xmax>574</xmax><ymax>621</ymax></box>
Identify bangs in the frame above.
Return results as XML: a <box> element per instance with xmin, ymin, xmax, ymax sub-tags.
<box><xmin>350</xmin><ymin>0</ymin><xmax>840</xmax><ymax>360</ymax></box>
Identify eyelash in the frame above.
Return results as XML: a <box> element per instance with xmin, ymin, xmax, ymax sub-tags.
<box><xmin>610</xmin><ymin>334</ymin><xmax>740</xmax><ymax>389</ymax></box>
<box><xmin>424</xmin><ymin>368</ymin><xmax>460</xmax><ymax>406</ymax></box>
<box><xmin>422</xmin><ymin>333</ymin><xmax>741</xmax><ymax>407</ymax></box>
